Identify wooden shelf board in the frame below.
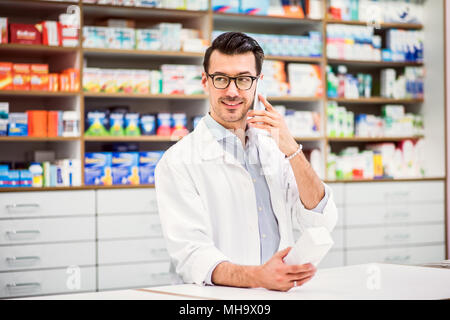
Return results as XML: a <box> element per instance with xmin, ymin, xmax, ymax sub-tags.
<box><xmin>267</xmin><ymin>96</ymin><xmax>323</xmax><ymax>102</ymax></box>
<box><xmin>82</xmin><ymin>3</ymin><xmax>208</xmax><ymax>20</ymax></box>
<box><xmin>0</xmin><ymin>90</ymin><xmax>80</xmax><ymax>97</ymax></box>
<box><xmin>0</xmin><ymin>136</ymin><xmax>80</xmax><ymax>142</ymax></box>
<box><xmin>266</xmin><ymin>55</ymin><xmax>323</xmax><ymax>63</ymax></box>
<box><xmin>328</xmin><ymin>97</ymin><xmax>424</xmax><ymax>104</ymax></box>
<box><xmin>325</xmin><ymin>177</ymin><xmax>446</xmax><ymax>183</ymax></box>
<box><xmin>327</xmin><ymin>136</ymin><xmax>424</xmax><ymax>142</ymax></box>
<box><xmin>0</xmin><ymin>184</ymin><xmax>155</xmax><ymax>193</ymax></box>
<box><xmin>0</xmin><ymin>43</ymin><xmax>79</xmax><ymax>55</ymax></box>
<box><xmin>213</xmin><ymin>12</ymin><xmax>322</xmax><ymax>25</ymax></box>
<box><xmin>83</xmin><ymin>92</ymin><xmax>208</xmax><ymax>100</ymax></box>
<box><xmin>84</xmin><ymin>136</ymin><xmax>183</xmax><ymax>142</ymax></box>
<box><xmin>327</xmin><ymin>59</ymin><xmax>423</xmax><ymax>67</ymax></box>
<box><xmin>325</xmin><ymin>19</ymin><xmax>424</xmax><ymax>30</ymax></box>
<box><xmin>82</xmin><ymin>47</ymin><xmax>204</xmax><ymax>59</ymax></box>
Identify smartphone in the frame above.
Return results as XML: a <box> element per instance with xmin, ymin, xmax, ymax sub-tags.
<box><xmin>251</xmin><ymin>79</ymin><xmax>269</xmax><ymax>136</ymax></box>
<box><xmin>253</xmin><ymin>78</ymin><xmax>266</xmax><ymax>111</ymax></box>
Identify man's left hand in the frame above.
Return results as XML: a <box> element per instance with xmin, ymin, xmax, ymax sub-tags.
<box><xmin>247</xmin><ymin>94</ymin><xmax>299</xmax><ymax>157</ymax></box>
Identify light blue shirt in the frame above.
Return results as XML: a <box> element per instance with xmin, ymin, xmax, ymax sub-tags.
<box><xmin>203</xmin><ymin>113</ymin><xmax>329</xmax><ymax>283</ymax></box>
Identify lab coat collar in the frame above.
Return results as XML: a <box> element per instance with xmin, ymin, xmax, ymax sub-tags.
<box><xmin>196</xmin><ymin>115</ymin><xmax>260</xmax><ymax>164</ymax></box>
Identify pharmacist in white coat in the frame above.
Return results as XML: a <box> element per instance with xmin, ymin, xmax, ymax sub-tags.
<box><xmin>155</xmin><ymin>32</ymin><xmax>338</xmax><ymax>292</ymax></box>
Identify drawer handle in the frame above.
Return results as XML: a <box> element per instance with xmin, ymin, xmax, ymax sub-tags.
<box><xmin>150</xmin><ymin>248</ymin><xmax>167</xmax><ymax>255</ymax></box>
<box><xmin>6</xmin><ymin>230</ymin><xmax>41</xmax><ymax>240</ymax></box>
<box><xmin>385</xmin><ymin>212</ymin><xmax>410</xmax><ymax>219</ymax></box>
<box><xmin>384</xmin><ymin>233</ymin><xmax>411</xmax><ymax>241</ymax></box>
<box><xmin>150</xmin><ymin>272</ymin><xmax>170</xmax><ymax>279</ymax></box>
<box><xmin>6</xmin><ymin>256</ymin><xmax>41</xmax><ymax>263</ymax></box>
<box><xmin>7</xmin><ymin>282</ymin><xmax>41</xmax><ymax>290</ymax></box>
<box><xmin>5</xmin><ymin>203</ymin><xmax>40</xmax><ymax>212</ymax></box>
<box><xmin>384</xmin><ymin>255</ymin><xmax>411</xmax><ymax>263</ymax></box>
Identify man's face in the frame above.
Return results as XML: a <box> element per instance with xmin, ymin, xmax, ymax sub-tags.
<box><xmin>202</xmin><ymin>50</ymin><xmax>259</xmax><ymax>127</ymax></box>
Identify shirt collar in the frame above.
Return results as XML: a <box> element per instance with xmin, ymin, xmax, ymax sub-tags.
<box><xmin>204</xmin><ymin>112</ymin><xmax>258</xmax><ymax>147</ymax></box>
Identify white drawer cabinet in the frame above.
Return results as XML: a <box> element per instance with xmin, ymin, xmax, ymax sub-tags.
<box><xmin>345</xmin><ymin>202</ymin><xmax>444</xmax><ymax>227</ymax></box>
<box><xmin>0</xmin><ymin>242</ymin><xmax>95</xmax><ymax>272</ymax></box>
<box><xmin>97</xmin><ymin>214</ymin><xmax>162</xmax><ymax>239</ymax></box>
<box><xmin>0</xmin><ymin>191</ymin><xmax>95</xmax><ymax>218</ymax></box>
<box><xmin>98</xmin><ymin>261</ymin><xmax>171</xmax><ymax>290</ymax></box>
<box><xmin>329</xmin><ymin>183</ymin><xmax>344</xmax><ymax>206</ymax></box>
<box><xmin>0</xmin><ymin>217</ymin><xmax>95</xmax><ymax>245</ymax></box>
<box><xmin>97</xmin><ymin>189</ymin><xmax>158</xmax><ymax>215</ymax></box>
<box><xmin>344</xmin><ymin>181</ymin><xmax>444</xmax><ymax>205</ymax></box>
<box><xmin>0</xmin><ymin>267</ymin><xmax>96</xmax><ymax>298</ymax></box>
<box><xmin>346</xmin><ymin>244</ymin><xmax>446</xmax><ymax>265</ymax></box>
<box><xmin>98</xmin><ymin>238</ymin><xmax>169</xmax><ymax>265</ymax></box>
<box><xmin>346</xmin><ymin>224</ymin><xmax>445</xmax><ymax>249</ymax></box>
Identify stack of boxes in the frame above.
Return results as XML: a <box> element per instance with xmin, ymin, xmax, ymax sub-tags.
<box><xmin>84</xmin><ymin>151</ymin><xmax>164</xmax><ymax>186</ymax></box>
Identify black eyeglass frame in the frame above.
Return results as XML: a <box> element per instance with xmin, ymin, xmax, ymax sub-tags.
<box><xmin>206</xmin><ymin>73</ymin><xmax>260</xmax><ymax>90</ymax></box>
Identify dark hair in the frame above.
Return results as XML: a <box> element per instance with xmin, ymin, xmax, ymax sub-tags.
<box><xmin>203</xmin><ymin>32</ymin><xmax>265</xmax><ymax>75</ymax></box>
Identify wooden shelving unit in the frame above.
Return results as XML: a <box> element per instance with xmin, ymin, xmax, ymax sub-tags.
<box><xmin>325</xmin><ymin>19</ymin><xmax>424</xmax><ymax>30</ymax></box>
<box><xmin>0</xmin><ymin>0</ymin><xmax>446</xmax><ymax>191</ymax></box>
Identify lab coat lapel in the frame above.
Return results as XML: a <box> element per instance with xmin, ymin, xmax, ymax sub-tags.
<box><xmin>196</xmin><ymin>118</ymin><xmax>241</xmax><ymax>166</ymax></box>
<box><xmin>255</xmin><ymin>133</ymin><xmax>291</xmax><ymax>250</ymax></box>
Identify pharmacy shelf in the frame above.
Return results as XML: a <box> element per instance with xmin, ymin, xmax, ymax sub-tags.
<box><xmin>0</xmin><ymin>90</ymin><xmax>80</xmax><ymax>97</ymax></box>
<box><xmin>295</xmin><ymin>136</ymin><xmax>324</xmax><ymax>142</ymax></box>
<box><xmin>267</xmin><ymin>96</ymin><xmax>323</xmax><ymax>102</ymax></box>
<box><xmin>83</xmin><ymin>136</ymin><xmax>183</xmax><ymax>142</ymax></box>
<box><xmin>327</xmin><ymin>59</ymin><xmax>424</xmax><ymax>68</ymax></box>
<box><xmin>325</xmin><ymin>19</ymin><xmax>424</xmax><ymax>30</ymax></box>
<box><xmin>0</xmin><ymin>184</ymin><xmax>155</xmax><ymax>193</ymax></box>
<box><xmin>325</xmin><ymin>177</ymin><xmax>446</xmax><ymax>184</ymax></box>
<box><xmin>82</xmin><ymin>48</ymin><xmax>204</xmax><ymax>59</ymax></box>
<box><xmin>0</xmin><ymin>0</ymin><xmax>77</xmax><ymax>21</ymax></box>
<box><xmin>327</xmin><ymin>136</ymin><xmax>424</xmax><ymax>142</ymax></box>
<box><xmin>0</xmin><ymin>136</ymin><xmax>80</xmax><ymax>142</ymax></box>
<box><xmin>265</xmin><ymin>55</ymin><xmax>323</xmax><ymax>63</ymax></box>
<box><xmin>82</xmin><ymin>3</ymin><xmax>208</xmax><ymax>20</ymax></box>
<box><xmin>0</xmin><ymin>44</ymin><xmax>79</xmax><ymax>56</ymax></box>
<box><xmin>328</xmin><ymin>97</ymin><xmax>424</xmax><ymax>104</ymax></box>
<box><xmin>213</xmin><ymin>12</ymin><xmax>322</xmax><ymax>26</ymax></box>
<box><xmin>82</xmin><ymin>92</ymin><xmax>208</xmax><ymax>100</ymax></box>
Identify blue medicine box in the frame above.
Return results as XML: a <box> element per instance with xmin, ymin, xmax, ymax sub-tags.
<box><xmin>84</xmin><ymin>152</ymin><xmax>112</xmax><ymax>186</ymax></box>
<box><xmin>240</xmin><ymin>0</ymin><xmax>269</xmax><ymax>15</ymax></box>
<box><xmin>112</xmin><ymin>152</ymin><xmax>140</xmax><ymax>185</ymax></box>
<box><xmin>139</xmin><ymin>151</ymin><xmax>164</xmax><ymax>185</ymax></box>
<box><xmin>212</xmin><ymin>0</ymin><xmax>239</xmax><ymax>13</ymax></box>
<box><xmin>19</xmin><ymin>170</ymin><xmax>33</xmax><ymax>187</ymax></box>
<box><xmin>0</xmin><ymin>165</ymin><xmax>9</xmax><ymax>187</ymax></box>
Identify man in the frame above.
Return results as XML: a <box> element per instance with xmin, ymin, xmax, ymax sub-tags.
<box><xmin>155</xmin><ymin>32</ymin><xmax>338</xmax><ymax>292</ymax></box>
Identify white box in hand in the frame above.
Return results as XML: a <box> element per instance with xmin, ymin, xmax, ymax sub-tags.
<box><xmin>283</xmin><ymin>227</ymin><xmax>334</xmax><ymax>267</ymax></box>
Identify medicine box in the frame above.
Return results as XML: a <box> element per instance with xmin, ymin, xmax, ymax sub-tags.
<box><xmin>111</xmin><ymin>152</ymin><xmax>140</xmax><ymax>185</ymax></box>
<box><xmin>0</xmin><ymin>18</ymin><xmax>7</xmax><ymax>44</ymax></box>
<box><xmin>136</xmin><ymin>29</ymin><xmax>161</xmax><ymax>50</ymax></box>
<box><xmin>19</xmin><ymin>170</ymin><xmax>33</xmax><ymax>187</ymax></box>
<box><xmin>8</xmin><ymin>112</ymin><xmax>28</xmax><ymax>136</ymax></box>
<box><xmin>139</xmin><ymin>151</ymin><xmax>164</xmax><ymax>184</ymax></box>
<box><xmin>240</xmin><ymin>0</ymin><xmax>269</xmax><ymax>15</ymax></box>
<box><xmin>0</xmin><ymin>165</ymin><xmax>9</xmax><ymax>187</ymax></box>
<box><xmin>84</xmin><ymin>152</ymin><xmax>112</xmax><ymax>186</ymax></box>
<box><xmin>212</xmin><ymin>0</ymin><xmax>239</xmax><ymax>13</ymax></box>
<box><xmin>0</xmin><ymin>102</ymin><xmax>8</xmax><ymax>136</ymax></box>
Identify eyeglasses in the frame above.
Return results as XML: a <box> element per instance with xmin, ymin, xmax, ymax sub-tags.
<box><xmin>207</xmin><ymin>73</ymin><xmax>259</xmax><ymax>91</ymax></box>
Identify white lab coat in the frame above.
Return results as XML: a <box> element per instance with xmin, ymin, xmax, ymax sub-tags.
<box><xmin>155</xmin><ymin>117</ymin><xmax>338</xmax><ymax>285</ymax></box>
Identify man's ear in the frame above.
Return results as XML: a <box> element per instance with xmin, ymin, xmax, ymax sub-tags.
<box><xmin>201</xmin><ymin>72</ymin><xmax>208</xmax><ymax>91</ymax></box>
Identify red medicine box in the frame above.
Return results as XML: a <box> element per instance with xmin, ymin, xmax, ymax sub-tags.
<box><xmin>9</xmin><ymin>23</ymin><xmax>42</xmax><ymax>45</ymax></box>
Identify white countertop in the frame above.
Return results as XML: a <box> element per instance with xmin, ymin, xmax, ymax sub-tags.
<box><xmin>16</xmin><ymin>263</ymin><xmax>450</xmax><ymax>300</ymax></box>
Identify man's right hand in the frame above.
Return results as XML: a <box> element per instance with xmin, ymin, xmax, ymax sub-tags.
<box><xmin>254</xmin><ymin>247</ymin><xmax>317</xmax><ymax>292</ymax></box>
